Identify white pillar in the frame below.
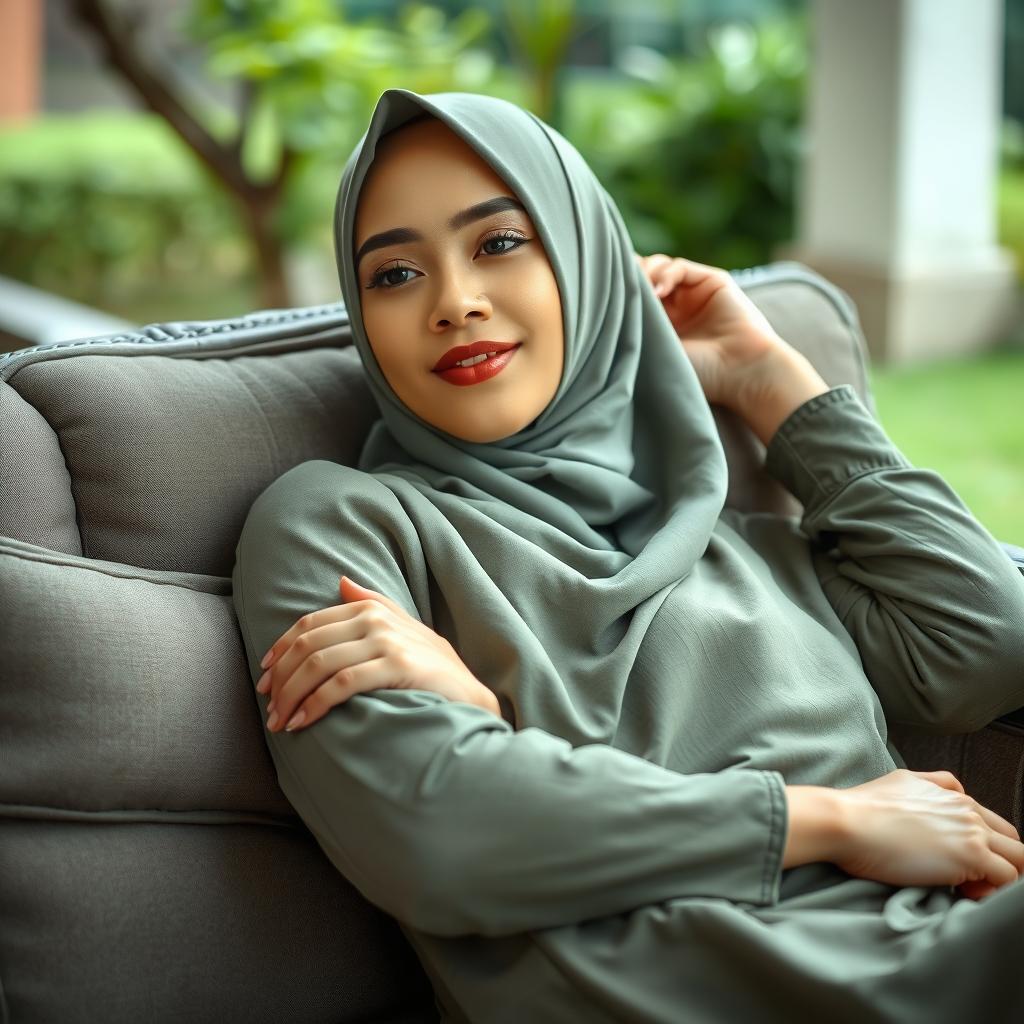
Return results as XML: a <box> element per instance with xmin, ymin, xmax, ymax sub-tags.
<box><xmin>783</xmin><ymin>0</ymin><xmax>1018</xmax><ymax>366</ymax></box>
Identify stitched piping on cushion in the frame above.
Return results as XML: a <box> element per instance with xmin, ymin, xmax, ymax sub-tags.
<box><xmin>0</xmin><ymin>302</ymin><xmax>351</xmax><ymax>370</ymax></box>
<box><xmin>0</xmin><ymin>542</ymin><xmax>230</xmax><ymax>594</ymax></box>
<box><xmin>0</xmin><ymin>802</ymin><xmax>301</xmax><ymax>827</ymax></box>
<box><xmin>733</xmin><ymin>263</ymin><xmax>857</xmax><ymax>327</ymax></box>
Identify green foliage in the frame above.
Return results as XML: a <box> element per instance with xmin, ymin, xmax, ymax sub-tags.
<box><xmin>0</xmin><ymin>1</ymin><xmax>504</xmax><ymax>317</ymax></box>
<box><xmin>563</xmin><ymin>16</ymin><xmax>807</xmax><ymax>269</ymax></box>
<box><xmin>998</xmin><ymin>118</ymin><xmax>1024</xmax><ymax>282</ymax></box>
<box><xmin>184</xmin><ymin>1</ymin><xmax>493</xmax><ymax>162</ymax></box>
<box><xmin>182</xmin><ymin>0</ymin><xmax>499</xmax><ymax>247</ymax></box>
<box><xmin>500</xmin><ymin>0</ymin><xmax>576</xmax><ymax>125</ymax></box>
<box><xmin>869</xmin><ymin>347</ymin><xmax>1024</xmax><ymax>543</ymax></box>
<box><xmin>6</xmin><ymin>3</ymin><xmax>1020</xmax><ymax>330</ymax></box>
<box><xmin>0</xmin><ymin>113</ymin><xmax>251</xmax><ymax>313</ymax></box>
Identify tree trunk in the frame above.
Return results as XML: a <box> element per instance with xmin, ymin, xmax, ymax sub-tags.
<box><xmin>245</xmin><ymin>200</ymin><xmax>290</xmax><ymax>310</ymax></box>
<box><xmin>68</xmin><ymin>0</ymin><xmax>297</xmax><ymax>311</ymax></box>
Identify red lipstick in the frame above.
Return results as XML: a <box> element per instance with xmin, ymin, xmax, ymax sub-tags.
<box><xmin>432</xmin><ymin>340</ymin><xmax>520</xmax><ymax>372</ymax></box>
<box><xmin>432</xmin><ymin>341</ymin><xmax>522</xmax><ymax>387</ymax></box>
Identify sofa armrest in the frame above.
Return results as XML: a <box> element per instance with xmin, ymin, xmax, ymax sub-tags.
<box><xmin>995</xmin><ymin>540</ymin><xmax>1024</xmax><ymax>730</ymax></box>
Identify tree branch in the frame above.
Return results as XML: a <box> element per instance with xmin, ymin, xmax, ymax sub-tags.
<box><xmin>69</xmin><ymin>0</ymin><xmax>258</xmax><ymax>199</ymax></box>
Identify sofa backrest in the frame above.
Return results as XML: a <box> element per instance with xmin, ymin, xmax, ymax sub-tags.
<box><xmin>0</xmin><ymin>261</ymin><xmax>874</xmax><ymax>572</ymax></box>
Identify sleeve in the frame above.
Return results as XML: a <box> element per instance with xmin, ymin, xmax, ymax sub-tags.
<box><xmin>763</xmin><ymin>384</ymin><xmax>1024</xmax><ymax>735</ymax></box>
<box><xmin>231</xmin><ymin>459</ymin><xmax>788</xmax><ymax>939</ymax></box>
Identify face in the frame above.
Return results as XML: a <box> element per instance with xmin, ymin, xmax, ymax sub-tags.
<box><xmin>353</xmin><ymin>116</ymin><xmax>564</xmax><ymax>444</ymax></box>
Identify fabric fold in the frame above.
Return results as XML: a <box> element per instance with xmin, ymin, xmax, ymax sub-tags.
<box><xmin>764</xmin><ymin>384</ymin><xmax>1024</xmax><ymax>733</ymax></box>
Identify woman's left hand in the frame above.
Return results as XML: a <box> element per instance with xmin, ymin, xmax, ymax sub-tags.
<box><xmin>635</xmin><ymin>252</ymin><xmax>790</xmax><ymax>412</ymax></box>
<box><xmin>255</xmin><ymin>575</ymin><xmax>499</xmax><ymax>732</ymax></box>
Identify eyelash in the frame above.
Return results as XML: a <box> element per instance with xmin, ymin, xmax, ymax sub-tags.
<box><xmin>364</xmin><ymin>230</ymin><xmax>530</xmax><ymax>291</ymax></box>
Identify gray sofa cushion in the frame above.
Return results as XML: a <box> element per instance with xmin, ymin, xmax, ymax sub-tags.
<box><xmin>0</xmin><ymin>534</ymin><xmax>436</xmax><ymax>1024</ymax></box>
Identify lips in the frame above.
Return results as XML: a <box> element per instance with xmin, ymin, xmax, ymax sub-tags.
<box><xmin>432</xmin><ymin>340</ymin><xmax>520</xmax><ymax>372</ymax></box>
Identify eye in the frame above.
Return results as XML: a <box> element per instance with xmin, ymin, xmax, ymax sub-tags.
<box><xmin>364</xmin><ymin>232</ymin><xmax>532</xmax><ymax>292</ymax></box>
<box><xmin>479</xmin><ymin>229</ymin><xmax>529</xmax><ymax>256</ymax></box>
<box><xmin>365</xmin><ymin>262</ymin><xmax>417</xmax><ymax>290</ymax></box>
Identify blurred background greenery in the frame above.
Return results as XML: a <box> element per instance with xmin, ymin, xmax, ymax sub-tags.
<box><xmin>1</xmin><ymin>0</ymin><xmax>819</xmax><ymax>319</ymax></box>
<box><xmin>0</xmin><ymin>0</ymin><xmax>1021</xmax><ymax>540</ymax></box>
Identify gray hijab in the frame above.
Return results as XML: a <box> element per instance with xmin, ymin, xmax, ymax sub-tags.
<box><xmin>333</xmin><ymin>88</ymin><xmax>730</xmax><ymax>733</ymax></box>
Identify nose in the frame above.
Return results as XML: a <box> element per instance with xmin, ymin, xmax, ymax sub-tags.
<box><xmin>428</xmin><ymin>261</ymin><xmax>492</xmax><ymax>331</ymax></box>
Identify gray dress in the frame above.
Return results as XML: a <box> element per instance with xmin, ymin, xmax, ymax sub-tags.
<box><xmin>231</xmin><ymin>385</ymin><xmax>1024</xmax><ymax>1023</ymax></box>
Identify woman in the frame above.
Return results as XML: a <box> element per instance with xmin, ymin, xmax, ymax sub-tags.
<box><xmin>231</xmin><ymin>88</ymin><xmax>1024</xmax><ymax>1022</ymax></box>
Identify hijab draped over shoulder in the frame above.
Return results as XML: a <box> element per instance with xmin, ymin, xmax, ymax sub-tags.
<box><xmin>333</xmin><ymin>88</ymin><xmax>730</xmax><ymax>736</ymax></box>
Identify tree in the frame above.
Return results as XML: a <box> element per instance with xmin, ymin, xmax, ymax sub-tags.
<box><xmin>68</xmin><ymin>0</ymin><xmax>493</xmax><ymax>308</ymax></box>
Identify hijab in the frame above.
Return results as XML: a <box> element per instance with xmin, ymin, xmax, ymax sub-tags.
<box><xmin>333</xmin><ymin>88</ymin><xmax>731</xmax><ymax>737</ymax></box>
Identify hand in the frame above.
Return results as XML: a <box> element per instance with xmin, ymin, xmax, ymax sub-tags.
<box><xmin>255</xmin><ymin>575</ymin><xmax>500</xmax><ymax>732</ymax></box>
<box><xmin>831</xmin><ymin>769</ymin><xmax>1024</xmax><ymax>901</ymax></box>
<box><xmin>635</xmin><ymin>252</ymin><xmax>785</xmax><ymax>410</ymax></box>
<box><xmin>635</xmin><ymin>252</ymin><xmax>831</xmax><ymax>444</ymax></box>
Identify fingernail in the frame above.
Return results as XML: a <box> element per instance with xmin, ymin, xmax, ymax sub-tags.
<box><xmin>257</xmin><ymin>670</ymin><xmax>270</xmax><ymax>692</ymax></box>
<box><xmin>260</xmin><ymin>649</ymin><xmax>273</xmax><ymax>669</ymax></box>
<box><xmin>267</xmin><ymin>698</ymin><xmax>275</xmax><ymax>714</ymax></box>
<box><xmin>267</xmin><ymin>710</ymin><xmax>278</xmax><ymax>729</ymax></box>
<box><xmin>284</xmin><ymin>710</ymin><xmax>306</xmax><ymax>732</ymax></box>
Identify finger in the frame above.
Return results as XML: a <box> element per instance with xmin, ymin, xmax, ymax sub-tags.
<box><xmin>654</xmin><ymin>258</ymin><xmax>692</xmax><ymax>296</ymax></box>
<box><xmin>269</xmin><ymin>634</ymin><xmax>380</xmax><ymax>732</ymax></box>
<box><xmin>340</xmin><ymin>575</ymin><xmax>407</xmax><ymax>617</ymax></box>
<box><xmin>278</xmin><ymin>656</ymin><xmax>393</xmax><ymax>732</ymax></box>
<box><xmin>261</xmin><ymin>606</ymin><xmax>333</xmax><ymax>673</ymax></box>
<box><xmin>652</xmin><ymin>270</ymin><xmax>675</xmax><ymax>297</ymax></box>
<box><xmin>259</xmin><ymin>610</ymin><xmax>344</xmax><ymax>691</ymax></box>
<box><xmin>977</xmin><ymin>846</ymin><xmax>1020</xmax><ymax>890</ymax></box>
<box><xmin>912</xmin><ymin>769</ymin><xmax>965</xmax><ymax>794</ymax></box>
<box><xmin>956</xmin><ymin>879</ymin><xmax>998</xmax><ymax>901</ymax></box>
<box><xmin>265</xmin><ymin>617</ymin><xmax>361</xmax><ymax>705</ymax></box>
<box><xmin>641</xmin><ymin>253</ymin><xmax>671</xmax><ymax>281</ymax></box>
<box><xmin>987</xmin><ymin>826</ymin><xmax>1024</xmax><ymax>874</ymax></box>
<box><xmin>664</xmin><ymin>254</ymin><xmax>730</xmax><ymax>278</ymax></box>
<box><xmin>643</xmin><ymin>260</ymin><xmax>679</xmax><ymax>297</ymax></box>
<box><xmin>971</xmin><ymin>801</ymin><xmax>1022</xmax><ymax>843</ymax></box>
<box><xmin>261</xmin><ymin>577</ymin><xmax>384</xmax><ymax>672</ymax></box>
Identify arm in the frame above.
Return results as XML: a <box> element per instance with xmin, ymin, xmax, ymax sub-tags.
<box><xmin>754</xmin><ymin>352</ymin><xmax>1024</xmax><ymax>735</ymax></box>
<box><xmin>232</xmin><ymin>461</ymin><xmax>788</xmax><ymax>939</ymax></box>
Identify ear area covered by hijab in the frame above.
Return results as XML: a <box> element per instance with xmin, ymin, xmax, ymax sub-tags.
<box><xmin>333</xmin><ymin>87</ymin><xmax>728</xmax><ymax>605</ymax></box>
<box><xmin>331</xmin><ymin>87</ymin><xmax>724</xmax><ymax>561</ymax></box>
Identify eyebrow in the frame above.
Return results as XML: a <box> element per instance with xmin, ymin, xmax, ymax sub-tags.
<box><xmin>355</xmin><ymin>195</ymin><xmax>528</xmax><ymax>267</ymax></box>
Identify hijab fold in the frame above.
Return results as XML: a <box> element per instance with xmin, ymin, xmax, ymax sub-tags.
<box><xmin>333</xmin><ymin>89</ymin><xmax>731</xmax><ymax>732</ymax></box>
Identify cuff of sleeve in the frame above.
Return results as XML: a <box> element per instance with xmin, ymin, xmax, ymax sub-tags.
<box><xmin>762</xmin><ymin>384</ymin><xmax>911</xmax><ymax>512</ymax></box>
<box><xmin>758</xmin><ymin>769</ymin><xmax>787</xmax><ymax>906</ymax></box>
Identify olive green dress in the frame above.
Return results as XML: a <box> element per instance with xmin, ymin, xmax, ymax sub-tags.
<box><xmin>232</xmin><ymin>385</ymin><xmax>1024</xmax><ymax>1023</ymax></box>
<box><xmin>231</xmin><ymin>87</ymin><xmax>1024</xmax><ymax>1022</ymax></box>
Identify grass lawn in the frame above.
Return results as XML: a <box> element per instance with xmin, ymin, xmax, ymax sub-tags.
<box><xmin>867</xmin><ymin>344</ymin><xmax>1024</xmax><ymax>547</ymax></box>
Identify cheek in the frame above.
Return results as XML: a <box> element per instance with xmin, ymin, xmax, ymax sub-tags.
<box><xmin>362</xmin><ymin>304</ymin><xmax>406</xmax><ymax>371</ymax></box>
<box><xmin>511</xmin><ymin>267</ymin><xmax>562</xmax><ymax>330</ymax></box>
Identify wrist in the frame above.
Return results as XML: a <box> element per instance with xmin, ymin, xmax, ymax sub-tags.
<box><xmin>782</xmin><ymin>785</ymin><xmax>847</xmax><ymax>869</ymax></box>
<box><xmin>736</xmin><ymin>344</ymin><xmax>831</xmax><ymax>449</ymax></box>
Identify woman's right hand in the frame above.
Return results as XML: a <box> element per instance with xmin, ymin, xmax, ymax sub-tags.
<box><xmin>831</xmin><ymin>769</ymin><xmax>1024</xmax><ymax>900</ymax></box>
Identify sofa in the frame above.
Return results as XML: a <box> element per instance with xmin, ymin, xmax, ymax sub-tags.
<box><xmin>2</xmin><ymin>260</ymin><xmax>1022</xmax><ymax>1024</ymax></box>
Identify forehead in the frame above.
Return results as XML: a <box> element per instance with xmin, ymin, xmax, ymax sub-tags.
<box><xmin>355</xmin><ymin>118</ymin><xmax>514</xmax><ymax>228</ymax></box>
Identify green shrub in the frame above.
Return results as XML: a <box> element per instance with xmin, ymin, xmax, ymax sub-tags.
<box><xmin>0</xmin><ymin>112</ymin><xmax>252</xmax><ymax>314</ymax></box>
<box><xmin>562</xmin><ymin>16</ymin><xmax>808</xmax><ymax>269</ymax></box>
